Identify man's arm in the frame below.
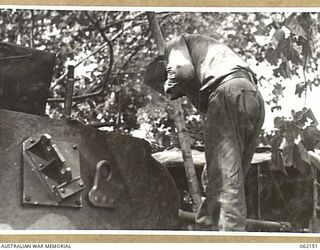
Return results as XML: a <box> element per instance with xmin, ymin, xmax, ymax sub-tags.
<box><xmin>164</xmin><ymin>35</ymin><xmax>195</xmax><ymax>97</ymax></box>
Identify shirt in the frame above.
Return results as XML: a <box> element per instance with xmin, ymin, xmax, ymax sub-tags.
<box><xmin>164</xmin><ymin>34</ymin><xmax>249</xmax><ymax>109</ymax></box>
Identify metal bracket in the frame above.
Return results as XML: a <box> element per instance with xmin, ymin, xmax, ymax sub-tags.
<box><xmin>88</xmin><ymin>160</ymin><xmax>116</xmax><ymax>208</ymax></box>
<box><xmin>22</xmin><ymin>134</ymin><xmax>84</xmax><ymax>208</ymax></box>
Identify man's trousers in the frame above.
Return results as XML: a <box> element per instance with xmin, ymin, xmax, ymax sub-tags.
<box><xmin>196</xmin><ymin>77</ymin><xmax>265</xmax><ymax>231</ymax></box>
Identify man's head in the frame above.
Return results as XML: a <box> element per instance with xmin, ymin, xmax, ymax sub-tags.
<box><xmin>143</xmin><ymin>56</ymin><xmax>185</xmax><ymax>100</ymax></box>
<box><xmin>143</xmin><ymin>55</ymin><xmax>167</xmax><ymax>95</ymax></box>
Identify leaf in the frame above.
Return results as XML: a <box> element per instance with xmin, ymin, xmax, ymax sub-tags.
<box><xmin>274</xmin><ymin>117</ymin><xmax>286</xmax><ymax>129</ymax></box>
<box><xmin>304</xmin><ymin>108</ymin><xmax>318</xmax><ymax>125</ymax></box>
<box><xmin>292</xmin><ymin>108</ymin><xmax>317</xmax><ymax>127</ymax></box>
<box><xmin>287</xmin><ymin>16</ymin><xmax>308</xmax><ymax>39</ymax></box>
<box><xmin>302</xmin><ymin>39</ymin><xmax>316</xmax><ymax>61</ymax></box>
<box><xmin>292</xmin><ymin>143</ymin><xmax>311</xmax><ymax>175</ymax></box>
<box><xmin>302</xmin><ymin>125</ymin><xmax>320</xmax><ymax>150</ymax></box>
<box><xmin>282</xmin><ymin>45</ymin><xmax>302</xmax><ymax>65</ymax></box>
<box><xmin>271</xmin><ymin>150</ymin><xmax>288</xmax><ymax>176</ymax></box>
<box><xmin>272</xmin><ymin>83</ymin><xmax>285</xmax><ymax>97</ymax></box>
<box><xmin>273</xmin><ymin>68</ymin><xmax>281</xmax><ymax>78</ymax></box>
<box><xmin>272</xmin><ymin>29</ymin><xmax>285</xmax><ymax>47</ymax></box>
<box><xmin>295</xmin><ymin>82</ymin><xmax>306</xmax><ymax>97</ymax></box>
<box><xmin>279</xmin><ymin>62</ymin><xmax>292</xmax><ymax>78</ymax></box>
<box><xmin>291</xmin><ymin>109</ymin><xmax>303</xmax><ymax>122</ymax></box>
<box><xmin>265</xmin><ymin>47</ymin><xmax>279</xmax><ymax>66</ymax></box>
<box><xmin>293</xmin><ymin>44</ymin><xmax>303</xmax><ymax>54</ymax></box>
<box><xmin>271</xmin><ymin>105</ymin><xmax>282</xmax><ymax>112</ymax></box>
<box><xmin>282</xmin><ymin>143</ymin><xmax>294</xmax><ymax>167</ymax></box>
<box><xmin>284</xmin><ymin>123</ymin><xmax>295</xmax><ymax>146</ymax></box>
<box><xmin>296</xmin><ymin>13</ymin><xmax>314</xmax><ymax>34</ymax></box>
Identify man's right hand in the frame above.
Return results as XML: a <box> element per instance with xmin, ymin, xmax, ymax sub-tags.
<box><xmin>164</xmin><ymin>79</ymin><xmax>185</xmax><ymax>100</ymax></box>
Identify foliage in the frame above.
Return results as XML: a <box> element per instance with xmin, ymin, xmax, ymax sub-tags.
<box><xmin>266</xmin><ymin>108</ymin><xmax>320</xmax><ymax>176</ymax></box>
<box><xmin>263</xmin><ymin>13</ymin><xmax>318</xmax><ymax>100</ymax></box>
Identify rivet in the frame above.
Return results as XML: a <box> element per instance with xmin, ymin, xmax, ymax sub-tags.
<box><xmin>79</xmin><ymin>182</ymin><xmax>84</xmax><ymax>187</ymax></box>
<box><xmin>29</xmin><ymin>138</ymin><xmax>35</xmax><ymax>143</ymax></box>
<box><xmin>25</xmin><ymin>195</ymin><xmax>31</xmax><ymax>202</ymax></box>
<box><xmin>72</xmin><ymin>144</ymin><xmax>78</xmax><ymax>150</ymax></box>
<box><xmin>75</xmin><ymin>200</ymin><xmax>81</xmax><ymax>206</ymax></box>
<box><xmin>102</xmin><ymin>196</ymin><xmax>107</xmax><ymax>202</ymax></box>
<box><xmin>38</xmin><ymin>163</ymin><xmax>43</xmax><ymax>168</ymax></box>
<box><xmin>60</xmin><ymin>188</ymin><xmax>65</xmax><ymax>193</ymax></box>
<box><xmin>94</xmin><ymin>196</ymin><xmax>100</xmax><ymax>202</ymax></box>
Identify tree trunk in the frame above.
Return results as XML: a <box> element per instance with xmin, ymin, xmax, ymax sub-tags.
<box><xmin>169</xmin><ymin>99</ymin><xmax>202</xmax><ymax>211</ymax></box>
<box><xmin>146</xmin><ymin>12</ymin><xmax>202</xmax><ymax>211</ymax></box>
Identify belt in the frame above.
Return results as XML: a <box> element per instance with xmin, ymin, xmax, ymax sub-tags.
<box><xmin>200</xmin><ymin>70</ymin><xmax>257</xmax><ymax>96</ymax></box>
<box><xmin>198</xmin><ymin>70</ymin><xmax>257</xmax><ymax>113</ymax></box>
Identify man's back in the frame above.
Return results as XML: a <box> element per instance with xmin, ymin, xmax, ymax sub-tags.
<box><xmin>166</xmin><ymin>34</ymin><xmax>248</xmax><ymax>88</ymax></box>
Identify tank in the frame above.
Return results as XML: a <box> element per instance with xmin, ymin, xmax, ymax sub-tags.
<box><xmin>0</xmin><ymin>42</ymin><xmax>179</xmax><ymax>230</ymax></box>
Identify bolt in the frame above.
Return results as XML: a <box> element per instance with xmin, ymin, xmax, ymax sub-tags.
<box><xmin>61</xmin><ymin>167</ymin><xmax>71</xmax><ymax>175</ymax></box>
<box><xmin>102</xmin><ymin>196</ymin><xmax>107</xmax><ymax>203</ymax></box>
<box><xmin>25</xmin><ymin>195</ymin><xmax>31</xmax><ymax>202</ymax></box>
<box><xmin>72</xmin><ymin>144</ymin><xmax>78</xmax><ymax>150</ymax></box>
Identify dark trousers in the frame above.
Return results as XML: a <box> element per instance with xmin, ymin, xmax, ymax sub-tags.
<box><xmin>196</xmin><ymin>77</ymin><xmax>265</xmax><ymax>231</ymax></box>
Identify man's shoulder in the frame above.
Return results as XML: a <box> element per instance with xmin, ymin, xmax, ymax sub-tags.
<box><xmin>182</xmin><ymin>33</ymin><xmax>219</xmax><ymax>43</ymax></box>
<box><xmin>166</xmin><ymin>33</ymin><xmax>218</xmax><ymax>53</ymax></box>
<box><xmin>169</xmin><ymin>33</ymin><xmax>219</xmax><ymax>42</ymax></box>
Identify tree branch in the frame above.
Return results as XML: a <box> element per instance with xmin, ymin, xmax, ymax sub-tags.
<box><xmin>122</xmin><ymin>34</ymin><xmax>151</xmax><ymax>70</ymax></box>
<box><xmin>102</xmin><ymin>12</ymin><xmax>146</xmax><ymax>31</ymax></box>
<box><xmin>50</xmin><ymin>42</ymin><xmax>109</xmax><ymax>90</ymax></box>
<box><xmin>49</xmin><ymin>19</ymin><xmax>129</xmax><ymax>94</ymax></box>
<box><xmin>47</xmin><ymin>11</ymin><xmax>114</xmax><ymax>103</ymax></box>
<box><xmin>81</xmin><ymin>31</ymin><xmax>149</xmax><ymax>98</ymax></box>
